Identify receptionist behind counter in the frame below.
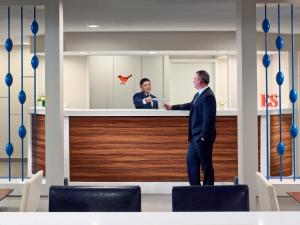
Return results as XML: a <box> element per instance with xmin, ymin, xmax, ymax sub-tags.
<box><xmin>133</xmin><ymin>78</ymin><xmax>159</xmax><ymax>109</ymax></box>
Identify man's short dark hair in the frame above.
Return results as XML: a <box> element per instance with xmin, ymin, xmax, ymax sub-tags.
<box><xmin>140</xmin><ymin>78</ymin><xmax>151</xmax><ymax>86</ymax></box>
<box><xmin>196</xmin><ymin>70</ymin><xmax>210</xmax><ymax>85</ymax></box>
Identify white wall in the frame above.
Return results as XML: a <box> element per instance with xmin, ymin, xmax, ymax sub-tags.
<box><xmin>88</xmin><ymin>53</ymin><xmax>291</xmax><ymax>110</ymax></box>
<box><xmin>89</xmin><ymin>55</ymin><xmax>166</xmax><ymax>109</ymax></box>
<box><xmin>215</xmin><ymin>57</ymin><xmax>229</xmax><ymax>109</ymax></box>
<box><xmin>38</xmin><ymin>55</ymin><xmax>89</xmax><ymax>109</ymax></box>
<box><xmin>218</xmin><ymin>53</ymin><xmax>290</xmax><ymax>110</ymax></box>
<box><xmin>63</xmin><ymin>56</ymin><xmax>89</xmax><ymax>108</ymax></box>
<box><xmin>169</xmin><ymin>59</ymin><xmax>215</xmax><ymax>105</ymax></box>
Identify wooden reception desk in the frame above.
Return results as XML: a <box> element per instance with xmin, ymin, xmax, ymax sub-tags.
<box><xmin>28</xmin><ymin>108</ymin><xmax>292</xmax><ymax>182</ymax></box>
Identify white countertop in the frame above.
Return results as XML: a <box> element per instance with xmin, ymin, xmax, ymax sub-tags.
<box><xmin>0</xmin><ymin>212</ymin><xmax>299</xmax><ymax>225</ymax></box>
<box><xmin>28</xmin><ymin>107</ymin><xmax>292</xmax><ymax>117</ymax></box>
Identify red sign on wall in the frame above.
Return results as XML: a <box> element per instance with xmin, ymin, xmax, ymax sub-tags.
<box><xmin>260</xmin><ymin>94</ymin><xmax>278</xmax><ymax>108</ymax></box>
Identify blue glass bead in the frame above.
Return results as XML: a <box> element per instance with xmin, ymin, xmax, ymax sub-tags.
<box><xmin>276</xmin><ymin>71</ymin><xmax>284</xmax><ymax>86</ymax></box>
<box><xmin>18</xmin><ymin>90</ymin><xmax>26</xmax><ymax>104</ymax></box>
<box><xmin>290</xmin><ymin>123</ymin><xmax>298</xmax><ymax>138</ymax></box>
<box><xmin>18</xmin><ymin>125</ymin><xmax>27</xmax><ymax>139</ymax></box>
<box><xmin>5</xmin><ymin>142</ymin><xmax>13</xmax><ymax>157</ymax></box>
<box><xmin>262</xmin><ymin>54</ymin><xmax>271</xmax><ymax>68</ymax></box>
<box><xmin>31</xmin><ymin>55</ymin><xmax>39</xmax><ymax>69</ymax></box>
<box><xmin>262</xmin><ymin>18</ymin><xmax>270</xmax><ymax>33</ymax></box>
<box><xmin>31</xmin><ymin>20</ymin><xmax>39</xmax><ymax>34</ymax></box>
<box><xmin>5</xmin><ymin>38</ymin><xmax>13</xmax><ymax>52</ymax></box>
<box><xmin>289</xmin><ymin>89</ymin><xmax>297</xmax><ymax>103</ymax></box>
<box><xmin>277</xmin><ymin>142</ymin><xmax>285</xmax><ymax>156</ymax></box>
<box><xmin>5</xmin><ymin>73</ymin><xmax>13</xmax><ymax>87</ymax></box>
<box><xmin>276</xmin><ymin>36</ymin><xmax>284</xmax><ymax>50</ymax></box>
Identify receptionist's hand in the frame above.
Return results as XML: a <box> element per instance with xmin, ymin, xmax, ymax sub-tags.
<box><xmin>164</xmin><ymin>104</ymin><xmax>172</xmax><ymax>110</ymax></box>
<box><xmin>145</xmin><ymin>96</ymin><xmax>152</xmax><ymax>103</ymax></box>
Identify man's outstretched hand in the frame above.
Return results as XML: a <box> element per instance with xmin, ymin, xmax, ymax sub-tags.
<box><xmin>164</xmin><ymin>104</ymin><xmax>172</xmax><ymax>110</ymax></box>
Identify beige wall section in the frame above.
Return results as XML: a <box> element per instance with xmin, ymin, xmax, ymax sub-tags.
<box><xmin>215</xmin><ymin>57</ymin><xmax>229</xmax><ymax>109</ymax></box>
<box><xmin>89</xmin><ymin>55</ymin><xmax>165</xmax><ymax>109</ymax></box>
<box><xmin>113</xmin><ymin>56</ymin><xmax>141</xmax><ymax>109</ymax></box>
<box><xmin>89</xmin><ymin>56</ymin><xmax>114</xmax><ymax>109</ymax></box>
<box><xmin>169</xmin><ymin>59</ymin><xmax>215</xmax><ymax>105</ymax></box>
<box><xmin>63</xmin><ymin>56</ymin><xmax>89</xmax><ymax>108</ymax></box>
<box><xmin>228</xmin><ymin>55</ymin><xmax>238</xmax><ymax>109</ymax></box>
<box><xmin>34</xmin><ymin>32</ymin><xmax>300</xmax><ymax>53</ymax></box>
<box><xmin>38</xmin><ymin>55</ymin><xmax>89</xmax><ymax>109</ymax></box>
<box><xmin>141</xmin><ymin>56</ymin><xmax>164</xmax><ymax>99</ymax></box>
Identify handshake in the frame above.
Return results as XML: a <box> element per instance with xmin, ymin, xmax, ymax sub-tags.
<box><xmin>163</xmin><ymin>104</ymin><xmax>172</xmax><ymax>110</ymax></box>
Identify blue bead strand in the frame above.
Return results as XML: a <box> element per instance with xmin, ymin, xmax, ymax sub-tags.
<box><xmin>262</xmin><ymin>3</ymin><xmax>270</xmax><ymax>180</ymax></box>
<box><xmin>5</xmin><ymin>6</ymin><xmax>14</xmax><ymax>181</ymax></box>
<box><xmin>276</xmin><ymin>4</ymin><xmax>284</xmax><ymax>181</ymax></box>
<box><xmin>31</xmin><ymin>6</ymin><xmax>39</xmax><ymax>174</ymax></box>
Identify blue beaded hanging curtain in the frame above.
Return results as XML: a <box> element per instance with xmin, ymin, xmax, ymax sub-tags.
<box><xmin>1</xmin><ymin>6</ymin><xmax>39</xmax><ymax>181</ymax></box>
<box><xmin>262</xmin><ymin>3</ymin><xmax>298</xmax><ymax>181</ymax></box>
<box><xmin>5</xmin><ymin>6</ymin><xmax>14</xmax><ymax>181</ymax></box>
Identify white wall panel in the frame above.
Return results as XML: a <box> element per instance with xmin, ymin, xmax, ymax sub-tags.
<box><xmin>63</xmin><ymin>56</ymin><xmax>88</xmax><ymax>108</ymax></box>
<box><xmin>215</xmin><ymin>58</ymin><xmax>229</xmax><ymax>109</ymax></box>
<box><xmin>169</xmin><ymin>60</ymin><xmax>215</xmax><ymax>105</ymax></box>
<box><xmin>113</xmin><ymin>56</ymin><xmax>141</xmax><ymax>109</ymax></box>
<box><xmin>89</xmin><ymin>56</ymin><xmax>114</xmax><ymax>109</ymax></box>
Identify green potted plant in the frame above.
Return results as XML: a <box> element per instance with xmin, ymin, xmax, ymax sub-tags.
<box><xmin>37</xmin><ymin>95</ymin><xmax>46</xmax><ymax>107</ymax></box>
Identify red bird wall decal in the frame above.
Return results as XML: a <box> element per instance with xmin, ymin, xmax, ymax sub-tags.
<box><xmin>117</xmin><ymin>74</ymin><xmax>133</xmax><ymax>85</ymax></box>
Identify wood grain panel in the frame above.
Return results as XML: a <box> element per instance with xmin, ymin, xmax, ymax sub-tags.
<box><xmin>213</xmin><ymin>117</ymin><xmax>238</xmax><ymax>181</ymax></box>
<box><xmin>31</xmin><ymin>114</ymin><xmax>45</xmax><ymax>176</ymax></box>
<box><xmin>270</xmin><ymin>114</ymin><xmax>292</xmax><ymax>176</ymax></box>
<box><xmin>33</xmin><ymin>113</ymin><xmax>293</xmax><ymax>181</ymax></box>
<box><xmin>69</xmin><ymin>116</ymin><xmax>238</xmax><ymax>182</ymax></box>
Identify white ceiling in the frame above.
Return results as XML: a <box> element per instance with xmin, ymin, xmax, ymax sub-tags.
<box><xmin>0</xmin><ymin>0</ymin><xmax>299</xmax><ymax>43</ymax></box>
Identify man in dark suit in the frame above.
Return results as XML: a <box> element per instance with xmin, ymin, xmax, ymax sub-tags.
<box><xmin>133</xmin><ymin>78</ymin><xmax>159</xmax><ymax>109</ymax></box>
<box><xmin>164</xmin><ymin>70</ymin><xmax>216</xmax><ymax>185</ymax></box>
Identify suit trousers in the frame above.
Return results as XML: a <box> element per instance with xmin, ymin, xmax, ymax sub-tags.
<box><xmin>187</xmin><ymin>138</ymin><xmax>214</xmax><ymax>185</ymax></box>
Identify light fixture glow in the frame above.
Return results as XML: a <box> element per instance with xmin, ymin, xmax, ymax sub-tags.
<box><xmin>148</xmin><ymin>51</ymin><xmax>157</xmax><ymax>54</ymax></box>
<box><xmin>87</xmin><ymin>24</ymin><xmax>99</xmax><ymax>28</ymax></box>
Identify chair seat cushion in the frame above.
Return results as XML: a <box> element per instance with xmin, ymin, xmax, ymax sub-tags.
<box><xmin>172</xmin><ymin>185</ymin><xmax>249</xmax><ymax>212</ymax></box>
<box><xmin>49</xmin><ymin>186</ymin><xmax>141</xmax><ymax>212</ymax></box>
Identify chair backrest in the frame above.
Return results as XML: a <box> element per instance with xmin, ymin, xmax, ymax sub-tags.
<box><xmin>49</xmin><ymin>186</ymin><xmax>141</xmax><ymax>212</ymax></box>
<box><xmin>19</xmin><ymin>171</ymin><xmax>43</xmax><ymax>212</ymax></box>
<box><xmin>172</xmin><ymin>185</ymin><xmax>249</xmax><ymax>212</ymax></box>
<box><xmin>256</xmin><ymin>172</ymin><xmax>279</xmax><ymax>211</ymax></box>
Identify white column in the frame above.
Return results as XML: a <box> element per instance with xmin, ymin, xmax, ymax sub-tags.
<box><xmin>236</xmin><ymin>0</ymin><xmax>258</xmax><ymax>210</ymax></box>
<box><xmin>45</xmin><ymin>0</ymin><xmax>64</xmax><ymax>186</ymax></box>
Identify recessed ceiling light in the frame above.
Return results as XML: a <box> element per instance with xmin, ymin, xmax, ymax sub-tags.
<box><xmin>149</xmin><ymin>51</ymin><xmax>157</xmax><ymax>54</ymax></box>
<box><xmin>87</xmin><ymin>24</ymin><xmax>100</xmax><ymax>28</ymax></box>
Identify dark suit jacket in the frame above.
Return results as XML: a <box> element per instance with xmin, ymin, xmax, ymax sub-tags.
<box><xmin>133</xmin><ymin>92</ymin><xmax>159</xmax><ymax>109</ymax></box>
<box><xmin>172</xmin><ymin>87</ymin><xmax>216</xmax><ymax>142</ymax></box>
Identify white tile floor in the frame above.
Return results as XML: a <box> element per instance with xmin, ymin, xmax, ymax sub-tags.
<box><xmin>1</xmin><ymin>195</ymin><xmax>300</xmax><ymax>212</ymax></box>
